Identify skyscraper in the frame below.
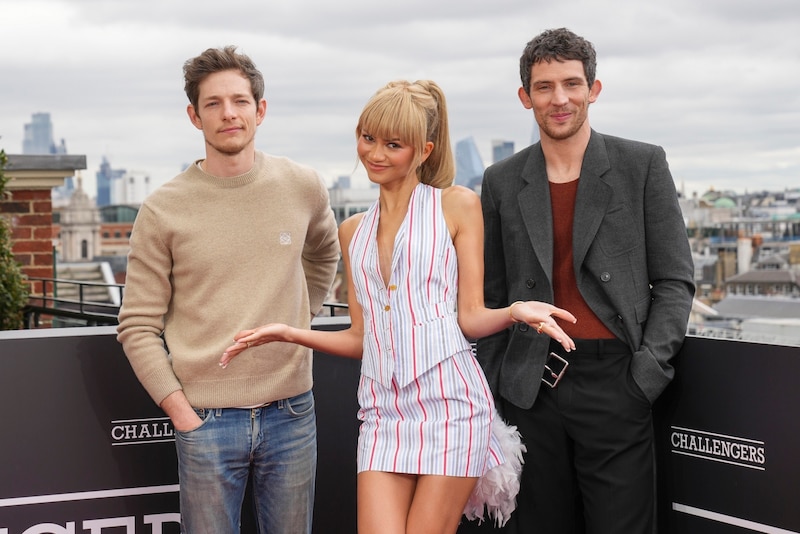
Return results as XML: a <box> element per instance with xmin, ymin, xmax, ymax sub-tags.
<box><xmin>96</xmin><ymin>157</ymin><xmax>127</xmax><ymax>207</ymax></box>
<box><xmin>454</xmin><ymin>136</ymin><xmax>485</xmax><ymax>189</ymax></box>
<box><xmin>23</xmin><ymin>112</ymin><xmax>66</xmax><ymax>155</ymax></box>
<box><xmin>491</xmin><ymin>140</ymin><xmax>515</xmax><ymax>164</ymax></box>
<box><xmin>24</xmin><ymin>112</ymin><xmax>73</xmax><ymax>201</ymax></box>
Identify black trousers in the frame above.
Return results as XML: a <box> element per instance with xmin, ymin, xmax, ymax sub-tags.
<box><xmin>502</xmin><ymin>339</ymin><xmax>656</xmax><ymax>534</ymax></box>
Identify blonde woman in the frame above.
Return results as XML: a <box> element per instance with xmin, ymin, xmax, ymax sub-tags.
<box><xmin>221</xmin><ymin>80</ymin><xmax>576</xmax><ymax>534</ymax></box>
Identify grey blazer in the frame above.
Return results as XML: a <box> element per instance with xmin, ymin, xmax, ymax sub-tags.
<box><xmin>477</xmin><ymin>130</ymin><xmax>695</xmax><ymax>410</ymax></box>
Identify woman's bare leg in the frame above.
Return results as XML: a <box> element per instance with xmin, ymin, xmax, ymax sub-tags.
<box><xmin>406</xmin><ymin>475</ymin><xmax>478</xmax><ymax>534</ymax></box>
<box><xmin>358</xmin><ymin>471</ymin><xmax>417</xmax><ymax>534</ymax></box>
<box><xmin>357</xmin><ymin>471</ymin><xmax>478</xmax><ymax>534</ymax></box>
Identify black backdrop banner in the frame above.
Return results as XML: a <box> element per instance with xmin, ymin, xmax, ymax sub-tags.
<box><xmin>654</xmin><ymin>337</ymin><xmax>799</xmax><ymax>534</ymax></box>
<box><xmin>0</xmin><ymin>330</ymin><xmax>181</xmax><ymax>533</ymax></box>
<box><xmin>0</xmin><ymin>327</ymin><xmax>797</xmax><ymax>533</ymax></box>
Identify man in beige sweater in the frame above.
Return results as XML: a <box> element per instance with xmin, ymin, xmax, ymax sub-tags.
<box><xmin>117</xmin><ymin>46</ymin><xmax>340</xmax><ymax>534</ymax></box>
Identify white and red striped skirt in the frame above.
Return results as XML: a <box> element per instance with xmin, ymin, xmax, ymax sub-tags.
<box><xmin>356</xmin><ymin>350</ymin><xmax>504</xmax><ymax>477</ymax></box>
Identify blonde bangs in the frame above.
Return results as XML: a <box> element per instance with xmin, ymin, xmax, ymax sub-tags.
<box><xmin>355</xmin><ymin>80</ymin><xmax>455</xmax><ymax>189</ymax></box>
<box><xmin>356</xmin><ymin>87</ymin><xmax>427</xmax><ymax>157</ymax></box>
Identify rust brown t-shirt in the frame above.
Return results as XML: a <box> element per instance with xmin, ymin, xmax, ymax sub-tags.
<box><xmin>549</xmin><ymin>179</ymin><xmax>615</xmax><ymax>339</ymax></box>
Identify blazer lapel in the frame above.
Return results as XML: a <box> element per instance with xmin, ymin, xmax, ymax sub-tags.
<box><xmin>573</xmin><ymin>132</ymin><xmax>612</xmax><ymax>269</ymax></box>
<box><xmin>517</xmin><ymin>145</ymin><xmax>554</xmax><ymax>282</ymax></box>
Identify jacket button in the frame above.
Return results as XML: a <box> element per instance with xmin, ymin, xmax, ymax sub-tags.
<box><xmin>526</xmin><ymin>279</ymin><xmax>536</xmax><ymax>288</ymax></box>
<box><xmin>384</xmin><ymin>305</ymin><xmax>391</xmax><ymax>311</ymax></box>
<box><xmin>600</xmin><ymin>272</ymin><xmax>611</xmax><ymax>282</ymax></box>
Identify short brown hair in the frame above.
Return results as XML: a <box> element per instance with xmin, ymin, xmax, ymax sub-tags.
<box><xmin>183</xmin><ymin>46</ymin><xmax>265</xmax><ymax>110</ymax></box>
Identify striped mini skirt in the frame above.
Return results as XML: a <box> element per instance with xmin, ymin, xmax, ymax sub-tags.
<box><xmin>356</xmin><ymin>350</ymin><xmax>504</xmax><ymax>477</ymax></box>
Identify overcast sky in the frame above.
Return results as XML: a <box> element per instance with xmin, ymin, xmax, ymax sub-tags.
<box><xmin>1</xmin><ymin>0</ymin><xmax>798</xmax><ymax>199</ymax></box>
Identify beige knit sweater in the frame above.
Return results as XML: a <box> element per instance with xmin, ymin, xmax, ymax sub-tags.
<box><xmin>117</xmin><ymin>151</ymin><xmax>340</xmax><ymax>408</ymax></box>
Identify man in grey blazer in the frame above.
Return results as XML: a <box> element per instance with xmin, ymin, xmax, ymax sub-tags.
<box><xmin>477</xmin><ymin>28</ymin><xmax>694</xmax><ymax>533</ymax></box>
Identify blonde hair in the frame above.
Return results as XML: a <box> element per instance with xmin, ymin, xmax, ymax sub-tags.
<box><xmin>355</xmin><ymin>80</ymin><xmax>455</xmax><ymax>189</ymax></box>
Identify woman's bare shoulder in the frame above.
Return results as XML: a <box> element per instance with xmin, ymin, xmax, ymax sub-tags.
<box><xmin>442</xmin><ymin>185</ymin><xmax>480</xmax><ymax>212</ymax></box>
<box><xmin>338</xmin><ymin>212</ymin><xmax>366</xmax><ymax>241</ymax></box>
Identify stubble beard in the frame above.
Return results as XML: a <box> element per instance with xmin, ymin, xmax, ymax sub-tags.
<box><xmin>536</xmin><ymin>103</ymin><xmax>590</xmax><ymax>142</ymax></box>
<box><xmin>205</xmin><ymin>135</ymin><xmax>251</xmax><ymax>157</ymax></box>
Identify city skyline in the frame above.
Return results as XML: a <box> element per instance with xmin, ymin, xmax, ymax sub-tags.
<box><xmin>1</xmin><ymin>0</ymin><xmax>798</xmax><ymax>199</ymax></box>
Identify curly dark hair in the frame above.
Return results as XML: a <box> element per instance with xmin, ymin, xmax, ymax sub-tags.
<box><xmin>519</xmin><ymin>28</ymin><xmax>597</xmax><ymax>93</ymax></box>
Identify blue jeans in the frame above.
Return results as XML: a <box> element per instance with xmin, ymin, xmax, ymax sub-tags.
<box><xmin>175</xmin><ymin>390</ymin><xmax>317</xmax><ymax>534</ymax></box>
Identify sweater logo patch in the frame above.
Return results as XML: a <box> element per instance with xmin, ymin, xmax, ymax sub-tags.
<box><xmin>279</xmin><ymin>232</ymin><xmax>292</xmax><ymax>245</ymax></box>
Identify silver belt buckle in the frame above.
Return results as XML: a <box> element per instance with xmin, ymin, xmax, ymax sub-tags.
<box><xmin>542</xmin><ymin>351</ymin><xmax>569</xmax><ymax>388</ymax></box>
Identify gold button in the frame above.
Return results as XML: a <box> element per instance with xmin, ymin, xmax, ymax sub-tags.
<box><xmin>384</xmin><ymin>305</ymin><xmax>391</xmax><ymax>311</ymax></box>
<box><xmin>388</xmin><ymin>284</ymin><xmax>397</xmax><ymax>291</ymax></box>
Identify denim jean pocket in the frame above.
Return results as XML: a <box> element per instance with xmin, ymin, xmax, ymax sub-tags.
<box><xmin>176</xmin><ymin>407</ymin><xmax>214</xmax><ymax>436</ymax></box>
<box><xmin>285</xmin><ymin>391</ymin><xmax>315</xmax><ymax>417</ymax></box>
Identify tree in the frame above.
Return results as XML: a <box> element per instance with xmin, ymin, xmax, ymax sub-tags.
<box><xmin>0</xmin><ymin>149</ymin><xmax>30</xmax><ymax>330</ymax></box>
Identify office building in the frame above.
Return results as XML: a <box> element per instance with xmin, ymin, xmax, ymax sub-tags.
<box><xmin>112</xmin><ymin>170</ymin><xmax>151</xmax><ymax>206</ymax></box>
<box><xmin>454</xmin><ymin>136</ymin><xmax>485</xmax><ymax>189</ymax></box>
<box><xmin>492</xmin><ymin>140</ymin><xmax>515</xmax><ymax>164</ymax></box>
<box><xmin>96</xmin><ymin>157</ymin><xmax>127</xmax><ymax>207</ymax></box>
<box><xmin>23</xmin><ymin>112</ymin><xmax>73</xmax><ymax>202</ymax></box>
<box><xmin>23</xmin><ymin>112</ymin><xmax>66</xmax><ymax>155</ymax></box>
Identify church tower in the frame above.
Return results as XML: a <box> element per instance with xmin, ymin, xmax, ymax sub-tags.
<box><xmin>59</xmin><ymin>174</ymin><xmax>101</xmax><ymax>262</ymax></box>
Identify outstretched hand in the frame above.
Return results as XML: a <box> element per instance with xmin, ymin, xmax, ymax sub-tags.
<box><xmin>510</xmin><ymin>301</ymin><xmax>577</xmax><ymax>352</ymax></box>
<box><xmin>219</xmin><ymin>323</ymin><xmax>291</xmax><ymax>369</ymax></box>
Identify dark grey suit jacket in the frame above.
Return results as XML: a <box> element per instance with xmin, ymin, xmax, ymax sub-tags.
<box><xmin>477</xmin><ymin>130</ymin><xmax>695</xmax><ymax>410</ymax></box>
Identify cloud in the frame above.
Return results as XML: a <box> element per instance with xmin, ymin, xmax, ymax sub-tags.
<box><xmin>0</xmin><ymin>0</ymin><xmax>798</xmax><ymax>198</ymax></box>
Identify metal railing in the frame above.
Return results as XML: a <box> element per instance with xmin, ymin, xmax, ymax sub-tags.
<box><xmin>23</xmin><ymin>277</ymin><xmax>125</xmax><ymax>328</ymax></box>
<box><xmin>23</xmin><ymin>277</ymin><xmax>349</xmax><ymax>329</ymax></box>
